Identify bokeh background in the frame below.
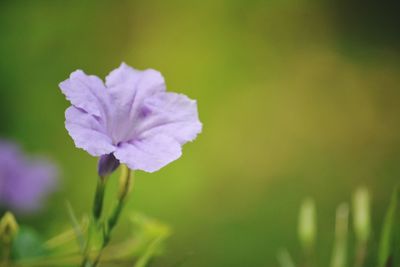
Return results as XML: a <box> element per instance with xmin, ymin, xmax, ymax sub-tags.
<box><xmin>1</xmin><ymin>0</ymin><xmax>400</xmax><ymax>266</ymax></box>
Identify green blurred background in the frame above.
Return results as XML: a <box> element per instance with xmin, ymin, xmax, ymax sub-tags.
<box><xmin>1</xmin><ymin>0</ymin><xmax>400</xmax><ymax>266</ymax></box>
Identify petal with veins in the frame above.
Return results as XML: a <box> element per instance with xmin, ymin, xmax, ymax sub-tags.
<box><xmin>60</xmin><ymin>63</ymin><xmax>202</xmax><ymax>172</ymax></box>
<box><xmin>104</xmin><ymin>63</ymin><xmax>166</xmax><ymax>142</ymax></box>
<box><xmin>65</xmin><ymin>106</ymin><xmax>115</xmax><ymax>156</ymax></box>
<box><xmin>134</xmin><ymin>92</ymin><xmax>202</xmax><ymax>145</ymax></box>
<box><xmin>59</xmin><ymin>70</ymin><xmax>107</xmax><ymax>117</ymax></box>
<box><xmin>114</xmin><ymin>135</ymin><xmax>182</xmax><ymax>173</ymax></box>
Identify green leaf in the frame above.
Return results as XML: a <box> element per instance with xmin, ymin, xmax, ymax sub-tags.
<box><xmin>11</xmin><ymin>227</ymin><xmax>47</xmax><ymax>260</ymax></box>
<box><xmin>378</xmin><ymin>186</ymin><xmax>400</xmax><ymax>267</ymax></box>
<box><xmin>133</xmin><ymin>236</ymin><xmax>164</xmax><ymax>267</ymax></box>
<box><xmin>65</xmin><ymin>201</ymin><xmax>86</xmax><ymax>252</ymax></box>
<box><xmin>131</xmin><ymin>213</ymin><xmax>170</xmax><ymax>251</ymax></box>
<box><xmin>131</xmin><ymin>213</ymin><xmax>171</xmax><ymax>267</ymax></box>
<box><xmin>277</xmin><ymin>249</ymin><xmax>296</xmax><ymax>267</ymax></box>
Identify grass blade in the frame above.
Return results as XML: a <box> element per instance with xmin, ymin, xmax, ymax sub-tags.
<box><xmin>277</xmin><ymin>249</ymin><xmax>296</xmax><ymax>267</ymax></box>
<box><xmin>378</xmin><ymin>186</ymin><xmax>400</xmax><ymax>267</ymax></box>
<box><xmin>330</xmin><ymin>203</ymin><xmax>349</xmax><ymax>267</ymax></box>
<box><xmin>352</xmin><ymin>187</ymin><xmax>370</xmax><ymax>267</ymax></box>
<box><xmin>65</xmin><ymin>201</ymin><xmax>86</xmax><ymax>253</ymax></box>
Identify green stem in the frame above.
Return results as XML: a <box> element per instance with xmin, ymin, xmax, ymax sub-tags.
<box><xmin>303</xmin><ymin>247</ymin><xmax>315</xmax><ymax>267</ymax></box>
<box><xmin>92</xmin><ymin>166</ymin><xmax>133</xmax><ymax>267</ymax></box>
<box><xmin>330</xmin><ymin>203</ymin><xmax>349</xmax><ymax>267</ymax></box>
<box><xmin>80</xmin><ymin>258</ymin><xmax>91</xmax><ymax>267</ymax></box>
<box><xmin>93</xmin><ymin>177</ymin><xmax>107</xmax><ymax>221</ymax></box>
<box><xmin>354</xmin><ymin>241</ymin><xmax>367</xmax><ymax>267</ymax></box>
<box><xmin>104</xmin><ymin>201</ymin><xmax>124</xmax><ymax>246</ymax></box>
<box><xmin>80</xmin><ymin>176</ymin><xmax>108</xmax><ymax>267</ymax></box>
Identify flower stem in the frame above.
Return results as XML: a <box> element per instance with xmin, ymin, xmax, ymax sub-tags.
<box><xmin>80</xmin><ymin>175</ymin><xmax>108</xmax><ymax>267</ymax></box>
<box><xmin>92</xmin><ymin>165</ymin><xmax>133</xmax><ymax>267</ymax></box>
<box><xmin>93</xmin><ymin>176</ymin><xmax>107</xmax><ymax>221</ymax></box>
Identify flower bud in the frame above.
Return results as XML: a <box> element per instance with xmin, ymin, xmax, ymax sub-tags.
<box><xmin>98</xmin><ymin>153</ymin><xmax>120</xmax><ymax>177</ymax></box>
<box><xmin>105</xmin><ymin>165</ymin><xmax>133</xmax><ymax>239</ymax></box>
<box><xmin>0</xmin><ymin>212</ymin><xmax>19</xmax><ymax>244</ymax></box>
<box><xmin>352</xmin><ymin>186</ymin><xmax>370</xmax><ymax>243</ymax></box>
<box><xmin>298</xmin><ymin>197</ymin><xmax>316</xmax><ymax>252</ymax></box>
<box><xmin>118</xmin><ymin>165</ymin><xmax>133</xmax><ymax>201</ymax></box>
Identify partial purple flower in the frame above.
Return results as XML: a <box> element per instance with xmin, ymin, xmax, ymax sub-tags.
<box><xmin>59</xmin><ymin>63</ymin><xmax>202</xmax><ymax>173</ymax></box>
<box><xmin>0</xmin><ymin>141</ymin><xmax>57</xmax><ymax>213</ymax></box>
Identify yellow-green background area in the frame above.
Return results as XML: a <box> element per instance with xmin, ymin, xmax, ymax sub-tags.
<box><xmin>1</xmin><ymin>0</ymin><xmax>400</xmax><ymax>266</ymax></box>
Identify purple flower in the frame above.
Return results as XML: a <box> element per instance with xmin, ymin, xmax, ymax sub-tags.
<box><xmin>0</xmin><ymin>141</ymin><xmax>57</xmax><ymax>213</ymax></box>
<box><xmin>59</xmin><ymin>63</ymin><xmax>202</xmax><ymax>173</ymax></box>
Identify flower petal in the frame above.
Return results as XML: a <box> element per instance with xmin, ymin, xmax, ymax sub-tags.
<box><xmin>0</xmin><ymin>141</ymin><xmax>58</xmax><ymax>213</ymax></box>
<box><xmin>7</xmin><ymin>160</ymin><xmax>57</xmax><ymax>212</ymax></box>
<box><xmin>65</xmin><ymin>106</ymin><xmax>115</xmax><ymax>156</ymax></box>
<box><xmin>134</xmin><ymin>92</ymin><xmax>202</xmax><ymax>144</ymax></box>
<box><xmin>106</xmin><ymin>62</ymin><xmax>165</xmax><ymax>93</ymax></box>
<box><xmin>104</xmin><ymin>63</ymin><xmax>166</xmax><ymax>142</ymax></box>
<box><xmin>59</xmin><ymin>70</ymin><xmax>107</xmax><ymax>117</ymax></box>
<box><xmin>114</xmin><ymin>135</ymin><xmax>182</xmax><ymax>173</ymax></box>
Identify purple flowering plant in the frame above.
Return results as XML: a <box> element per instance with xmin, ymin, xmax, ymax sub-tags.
<box><xmin>0</xmin><ymin>140</ymin><xmax>57</xmax><ymax>266</ymax></box>
<box><xmin>0</xmin><ymin>63</ymin><xmax>201</xmax><ymax>267</ymax></box>
<box><xmin>0</xmin><ymin>140</ymin><xmax>57</xmax><ymax>214</ymax></box>
<box><xmin>59</xmin><ymin>63</ymin><xmax>201</xmax><ymax>266</ymax></box>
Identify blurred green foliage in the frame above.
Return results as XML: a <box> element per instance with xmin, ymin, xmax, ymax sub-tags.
<box><xmin>283</xmin><ymin>187</ymin><xmax>400</xmax><ymax>267</ymax></box>
<box><xmin>0</xmin><ymin>210</ymin><xmax>169</xmax><ymax>266</ymax></box>
<box><xmin>0</xmin><ymin>0</ymin><xmax>399</xmax><ymax>266</ymax></box>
